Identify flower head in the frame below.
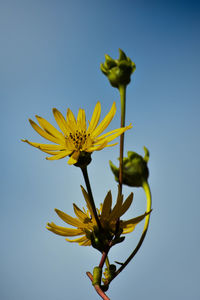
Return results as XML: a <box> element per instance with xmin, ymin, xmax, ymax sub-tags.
<box><xmin>47</xmin><ymin>186</ymin><xmax>150</xmax><ymax>247</ymax></box>
<box><xmin>22</xmin><ymin>102</ymin><xmax>132</xmax><ymax>165</ymax></box>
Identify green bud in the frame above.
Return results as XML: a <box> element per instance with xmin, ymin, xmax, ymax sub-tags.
<box><xmin>103</xmin><ymin>264</ymin><xmax>117</xmax><ymax>282</ymax></box>
<box><xmin>109</xmin><ymin>147</ymin><xmax>149</xmax><ymax>187</ymax></box>
<box><xmin>92</xmin><ymin>267</ymin><xmax>102</xmax><ymax>286</ymax></box>
<box><xmin>100</xmin><ymin>49</ymin><xmax>136</xmax><ymax>88</ymax></box>
<box><xmin>74</xmin><ymin>151</ymin><xmax>92</xmax><ymax>168</ymax></box>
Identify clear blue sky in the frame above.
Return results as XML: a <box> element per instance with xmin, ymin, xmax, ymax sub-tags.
<box><xmin>1</xmin><ymin>1</ymin><xmax>200</xmax><ymax>299</ymax></box>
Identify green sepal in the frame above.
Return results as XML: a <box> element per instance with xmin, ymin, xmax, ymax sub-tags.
<box><xmin>109</xmin><ymin>147</ymin><xmax>149</xmax><ymax>187</ymax></box>
<box><xmin>92</xmin><ymin>267</ymin><xmax>102</xmax><ymax>286</ymax></box>
<box><xmin>74</xmin><ymin>151</ymin><xmax>92</xmax><ymax>168</ymax></box>
<box><xmin>88</xmin><ymin>226</ymin><xmax>112</xmax><ymax>252</ymax></box>
<box><xmin>112</xmin><ymin>236</ymin><xmax>125</xmax><ymax>246</ymax></box>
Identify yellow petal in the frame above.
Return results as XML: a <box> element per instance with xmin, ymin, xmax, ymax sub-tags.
<box><xmin>29</xmin><ymin>119</ymin><xmax>60</xmax><ymax>144</ymax></box>
<box><xmin>80</xmin><ymin>186</ymin><xmax>97</xmax><ymax>224</ymax></box>
<box><xmin>77</xmin><ymin>109</ymin><xmax>86</xmax><ymax>131</ymax></box>
<box><xmin>53</xmin><ymin>108</ymin><xmax>70</xmax><ymax>135</ymax></box>
<box><xmin>65</xmin><ymin>235</ymin><xmax>88</xmax><ymax>244</ymax></box>
<box><xmin>82</xmin><ymin>135</ymin><xmax>93</xmax><ymax>150</ymax></box>
<box><xmin>46</xmin><ymin>150</ymin><xmax>71</xmax><ymax>160</ymax></box>
<box><xmin>118</xmin><ymin>192</ymin><xmax>133</xmax><ymax>218</ymax></box>
<box><xmin>86</xmin><ymin>141</ymin><xmax>108</xmax><ymax>152</ymax></box>
<box><xmin>22</xmin><ymin>140</ymin><xmax>65</xmax><ymax>150</ymax></box>
<box><xmin>92</xmin><ymin>102</ymin><xmax>116</xmax><ymax>137</ymax></box>
<box><xmin>122</xmin><ymin>211</ymin><xmax>151</xmax><ymax>228</ymax></box>
<box><xmin>67</xmin><ymin>150</ymin><xmax>80</xmax><ymax>165</ymax></box>
<box><xmin>79</xmin><ymin>239</ymin><xmax>91</xmax><ymax>246</ymax></box>
<box><xmin>36</xmin><ymin>115</ymin><xmax>64</xmax><ymax>140</ymax></box>
<box><xmin>109</xmin><ymin>192</ymin><xmax>133</xmax><ymax>221</ymax></box>
<box><xmin>66</xmin><ymin>108</ymin><xmax>77</xmax><ymax>132</ymax></box>
<box><xmin>87</xmin><ymin>102</ymin><xmax>101</xmax><ymax>133</ymax></box>
<box><xmin>109</xmin><ymin>186</ymin><xmax>123</xmax><ymax>220</ymax></box>
<box><xmin>55</xmin><ymin>209</ymin><xmax>84</xmax><ymax>227</ymax></box>
<box><xmin>73</xmin><ymin>203</ymin><xmax>91</xmax><ymax>223</ymax></box>
<box><xmin>100</xmin><ymin>191</ymin><xmax>112</xmax><ymax>220</ymax></box>
<box><xmin>47</xmin><ymin>222</ymin><xmax>84</xmax><ymax>236</ymax></box>
<box><xmin>122</xmin><ymin>224</ymin><xmax>137</xmax><ymax>234</ymax></box>
<box><xmin>95</xmin><ymin>124</ymin><xmax>132</xmax><ymax>144</ymax></box>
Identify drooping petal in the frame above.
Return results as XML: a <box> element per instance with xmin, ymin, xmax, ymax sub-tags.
<box><xmin>46</xmin><ymin>222</ymin><xmax>84</xmax><ymax>236</ymax></box>
<box><xmin>79</xmin><ymin>239</ymin><xmax>91</xmax><ymax>246</ymax></box>
<box><xmin>87</xmin><ymin>102</ymin><xmax>101</xmax><ymax>133</ymax></box>
<box><xmin>46</xmin><ymin>150</ymin><xmax>71</xmax><ymax>160</ymax></box>
<box><xmin>65</xmin><ymin>235</ymin><xmax>88</xmax><ymax>244</ymax></box>
<box><xmin>92</xmin><ymin>102</ymin><xmax>116</xmax><ymax>137</ymax></box>
<box><xmin>55</xmin><ymin>209</ymin><xmax>84</xmax><ymax>228</ymax></box>
<box><xmin>22</xmin><ymin>140</ymin><xmax>65</xmax><ymax>150</ymax></box>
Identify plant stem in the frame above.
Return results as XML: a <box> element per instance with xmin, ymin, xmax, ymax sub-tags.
<box><xmin>118</xmin><ymin>84</ymin><xmax>126</xmax><ymax>195</ymax></box>
<box><xmin>81</xmin><ymin>166</ymin><xmax>102</xmax><ymax>230</ymax></box>
<box><xmin>86</xmin><ymin>272</ymin><xmax>110</xmax><ymax>300</ymax></box>
<box><xmin>111</xmin><ymin>180</ymin><xmax>152</xmax><ymax>280</ymax></box>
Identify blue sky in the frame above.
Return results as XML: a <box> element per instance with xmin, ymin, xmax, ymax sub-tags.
<box><xmin>1</xmin><ymin>1</ymin><xmax>200</xmax><ymax>299</ymax></box>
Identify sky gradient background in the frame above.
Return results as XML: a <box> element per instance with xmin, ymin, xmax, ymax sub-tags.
<box><xmin>1</xmin><ymin>1</ymin><xmax>200</xmax><ymax>299</ymax></box>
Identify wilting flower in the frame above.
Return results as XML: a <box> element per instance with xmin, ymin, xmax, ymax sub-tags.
<box><xmin>47</xmin><ymin>186</ymin><xmax>150</xmax><ymax>246</ymax></box>
<box><xmin>22</xmin><ymin>102</ymin><xmax>132</xmax><ymax>165</ymax></box>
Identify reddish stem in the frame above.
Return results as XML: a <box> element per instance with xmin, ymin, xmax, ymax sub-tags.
<box><xmin>86</xmin><ymin>272</ymin><xmax>110</xmax><ymax>300</ymax></box>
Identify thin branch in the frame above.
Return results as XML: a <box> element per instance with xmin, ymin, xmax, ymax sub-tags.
<box><xmin>86</xmin><ymin>272</ymin><xmax>110</xmax><ymax>300</ymax></box>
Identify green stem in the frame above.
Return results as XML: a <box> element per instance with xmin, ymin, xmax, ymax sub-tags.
<box><xmin>118</xmin><ymin>84</ymin><xmax>126</xmax><ymax>196</ymax></box>
<box><xmin>112</xmin><ymin>181</ymin><xmax>152</xmax><ymax>280</ymax></box>
<box><xmin>81</xmin><ymin>166</ymin><xmax>102</xmax><ymax>230</ymax></box>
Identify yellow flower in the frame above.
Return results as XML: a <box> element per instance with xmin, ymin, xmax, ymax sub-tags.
<box><xmin>47</xmin><ymin>186</ymin><xmax>150</xmax><ymax>246</ymax></box>
<box><xmin>22</xmin><ymin>102</ymin><xmax>132</xmax><ymax>165</ymax></box>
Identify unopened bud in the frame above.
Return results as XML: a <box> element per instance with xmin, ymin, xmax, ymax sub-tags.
<box><xmin>109</xmin><ymin>147</ymin><xmax>149</xmax><ymax>187</ymax></box>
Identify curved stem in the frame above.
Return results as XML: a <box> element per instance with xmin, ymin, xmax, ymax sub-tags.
<box><xmin>112</xmin><ymin>181</ymin><xmax>152</xmax><ymax>280</ymax></box>
<box><xmin>81</xmin><ymin>166</ymin><xmax>102</xmax><ymax>230</ymax></box>
<box><xmin>118</xmin><ymin>84</ymin><xmax>126</xmax><ymax>196</ymax></box>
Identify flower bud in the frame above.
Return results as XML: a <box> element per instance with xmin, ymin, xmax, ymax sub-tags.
<box><xmin>102</xmin><ymin>264</ymin><xmax>116</xmax><ymax>283</ymax></box>
<box><xmin>109</xmin><ymin>147</ymin><xmax>149</xmax><ymax>187</ymax></box>
<box><xmin>92</xmin><ymin>267</ymin><xmax>102</xmax><ymax>286</ymax></box>
<box><xmin>100</xmin><ymin>49</ymin><xmax>136</xmax><ymax>88</ymax></box>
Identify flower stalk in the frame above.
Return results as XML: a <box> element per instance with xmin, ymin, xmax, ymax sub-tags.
<box><xmin>111</xmin><ymin>180</ymin><xmax>152</xmax><ymax>280</ymax></box>
<box><xmin>81</xmin><ymin>166</ymin><xmax>102</xmax><ymax>230</ymax></box>
<box><xmin>119</xmin><ymin>84</ymin><xmax>126</xmax><ymax>196</ymax></box>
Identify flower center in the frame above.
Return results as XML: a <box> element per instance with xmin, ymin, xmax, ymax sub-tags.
<box><xmin>66</xmin><ymin>130</ymin><xmax>90</xmax><ymax>150</ymax></box>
